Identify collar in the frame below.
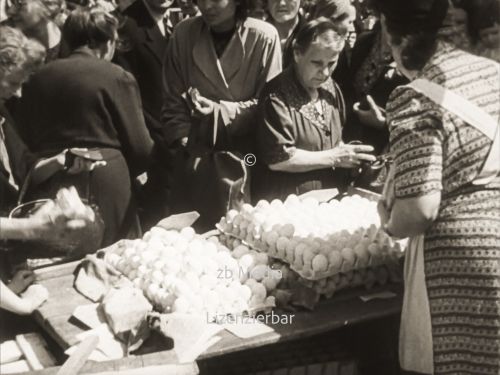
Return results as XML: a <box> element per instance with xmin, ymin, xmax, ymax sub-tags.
<box><xmin>70</xmin><ymin>46</ymin><xmax>98</xmax><ymax>59</ymax></box>
<box><xmin>193</xmin><ymin>19</ymin><xmax>245</xmax><ymax>91</ymax></box>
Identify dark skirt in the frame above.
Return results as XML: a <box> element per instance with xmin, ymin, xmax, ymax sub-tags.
<box><xmin>25</xmin><ymin>148</ymin><xmax>140</xmax><ymax>247</ymax></box>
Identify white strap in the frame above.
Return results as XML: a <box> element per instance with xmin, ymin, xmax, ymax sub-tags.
<box><xmin>409</xmin><ymin>79</ymin><xmax>500</xmax><ymax>185</ymax></box>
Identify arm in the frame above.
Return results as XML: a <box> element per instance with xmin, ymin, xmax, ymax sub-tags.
<box><xmin>259</xmin><ymin>95</ymin><xmax>374</xmax><ymax>173</ymax></box>
<box><xmin>218</xmin><ymin>30</ymin><xmax>283</xmax><ymax>136</ymax></box>
<box><xmin>0</xmin><ymin>218</ymin><xmax>45</xmax><ymax>240</ymax></box>
<box><xmin>270</xmin><ymin>149</ymin><xmax>337</xmax><ymax>172</ymax></box>
<box><xmin>270</xmin><ymin>145</ymin><xmax>376</xmax><ymax>173</ymax></box>
<box><xmin>161</xmin><ymin>31</ymin><xmax>192</xmax><ymax>146</ymax></box>
<box><xmin>0</xmin><ymin>281</ymin><xmax>48</xmax><ymax>315</ymax></box>
<box><xmin>385</xmin><ymin>193</ymin><xmax>441</xmax><ymax>238</ymax></box>
<box><xmin>382</xmin><ymin>88</ymin><xmax>444</xmax><ymax>238</ymax></box>
<box><xmin>110</xmin><ymin>70</ymin><xmax>154</xmax><ymax>177</ymax></box>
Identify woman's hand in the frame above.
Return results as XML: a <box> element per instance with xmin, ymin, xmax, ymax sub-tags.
<box><xmin>21</xmin><ymin>284</ymin><xmax>49</xmax><ymax>313</ymax></box>
<box><xmin>56</xmin><ymin>149</ymin><xmax>107</xmax><ymax>174</ymax></box>
<box><xmin>331</xmin><ymin>143</ymin><xmax>376</xmax><ymax>168</ymax></box>
<box><xmin>188</xmin><ymin>88</ymin><xmax>216</xmax><ymax>117</ymax></box>
<box><xmin>193</xmin><ymin>95</ymin><xmax>216</xmax><ymax>116</ymax></box>
<box><xmin>353</xmin><ymin>95</ymin><xmax>386</xmax><ymax>130</ymax></box>
<box><xmin>8</xmin><ymin>270</ymin><xmax>35</xmax><ymax>294</ymax></box>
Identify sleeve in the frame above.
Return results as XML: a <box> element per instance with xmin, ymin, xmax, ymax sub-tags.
<box><xmin>218</xmin><ymin>30</ymin><xmax>282</xmax><ymax>136</ymax></box>
<box><xmin>257</xmin><ymin>94</ymin><xmax>297</xmax><ymax>165</ymax></box>
<box><xmin>387</xmin><ymin>87</ymin><xmax>444</xmax><ymax>199</ymax></box>
<box><xmin>111</xmin><ymin>70</ymin><xmax>154</xmax><ymax>177</ymax></box>
<box><xmin>3</xmin><ymin>118</ymin><xmax>37</xmax><ymax>186</ymax></box>
<box><xmin>160</xmin><ymin>31</ymin><xmax>192</xmax><ymax>145</ymax></box>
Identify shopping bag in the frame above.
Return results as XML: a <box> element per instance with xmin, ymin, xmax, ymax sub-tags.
<box><xmin>169</xmin><ymin>111</ymin><xmax>250</xmax><ymax>232</ymax></box>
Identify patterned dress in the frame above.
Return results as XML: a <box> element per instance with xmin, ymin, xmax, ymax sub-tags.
<box><xmin>387</xmin><ymin>42</ymin><xmax>500</xmax><ymax>375</ymax></box>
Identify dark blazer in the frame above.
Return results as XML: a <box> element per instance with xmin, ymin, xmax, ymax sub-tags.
<box><xmin>16</xmin><ymin>47</ymin><xmax>153</xmax><ymax>177</ymax></box>
<box><xmin>114</xmin><ymin>0</ymin><xmax>169</xmax><ymax>154</ymax></box>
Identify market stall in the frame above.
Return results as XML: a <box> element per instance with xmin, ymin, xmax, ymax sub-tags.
<box><xmin>23</xmin><ymin>188</ymin><xmax>405</xmax><ymax>374</ymax></box>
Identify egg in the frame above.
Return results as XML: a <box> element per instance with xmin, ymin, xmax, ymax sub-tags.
<box><xmin>173</xmin><ymin>296</ymin><xmax>191</xmax><ymax>313</ymax></box>
<box><xmin>312</xmin><ymin>254</ymin><xmax>328</xmax><ymax>272</ymax></box>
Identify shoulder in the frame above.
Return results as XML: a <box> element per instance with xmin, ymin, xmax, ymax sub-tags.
<box><xmin>427</xmin><ymin>45</ymin><xmax>500</xmax><ymax>88</ymax></box>
<box><xmin>172</xmin><ymin>16</ymin><xmax>203</xmax><ymax>36</ymax></box>
<box><xmin>260</xmin><ymin>69</ymin><xmax>291</xmax><ymax>100</ymax></box>
<box><xmin>242</xmin><ymin>17</ymin><xmax>279</xmax><ymax>42</ymax></box>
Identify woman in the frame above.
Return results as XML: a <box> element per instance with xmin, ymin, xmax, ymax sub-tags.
<box><xmin>162</xmin><ymin>0</ymin><xmax>281</xmax><ymax>229</ymax></box>
<box><xmin>310</xmin><ymin>0</ymin><xmax>355</xmax><ymax>35</ymax></box>
<box><xmin>4</xmin><ymin>0</ymin><xmax>65</xmax><ymax>61</ymax></box>
<box><xmin>0</xmin><ymin>26</ymin><xmax>104</xmax><ymax>316</ymax></box>
<box><xmin>254</xmin><ymin>19</ymin><xmax>375</xmax><ymax>201</ymax></box>
<box><xmin>162</xmin><ymin>0</ymin><xmax>281</xmax><ymax>148</ymax></box>
<box><xmin>13</xmin><ymin>8</ymin><xmax>154</xmax><ymax>246</ymax></box>
<box><xmin>266</xmin><ymin>0</ymin><xmax>304</xmax><ymax>67</ymax></box>
<box><xmin>376</xmin><ymin>0</ymin><xmax>500</xmax><ymax>373</ymax></box>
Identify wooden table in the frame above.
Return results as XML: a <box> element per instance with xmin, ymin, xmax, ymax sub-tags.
<box><xmin>31</xmin><ymin>261</ymin><xmax>403</xmax><ymax>367</ymax></box>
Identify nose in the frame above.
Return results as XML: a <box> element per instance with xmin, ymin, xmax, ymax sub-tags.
<box><xmin>320</xmin><ymin>66</ymin><xmax>330</xmax><ymax>78</ymax></box>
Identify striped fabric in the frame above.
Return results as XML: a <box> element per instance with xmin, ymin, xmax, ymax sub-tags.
<box><xmin>387</xmin><ymin>42</ymin><xmax>500</xmax><ymax>375</ymax></box>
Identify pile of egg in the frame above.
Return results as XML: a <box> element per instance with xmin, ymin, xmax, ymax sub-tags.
<box><xmin>218</xmin><ymin>195</ymin><xmax>404</xmax><ymax>280</ymax></box>
<box><xmin>104</xmin><ymin>227</ymin><xmax>276</xmax><ymax>320</ymax></box>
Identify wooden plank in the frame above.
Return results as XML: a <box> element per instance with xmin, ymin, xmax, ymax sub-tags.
<box><xmin>34</xmin><ymin>261</ymin><xmax>80</xmax><ymax>282</ymax></box>
<box><xmin>15</xmin><ymin>333</ymin><xmax>56</xmax><ymax>370</ymax></box>
<box><xmin>56</xmin><ymin>335</ymin><xmax>99</xmax><ymax>375</ymax></box>
<box><xmin>20</xmin><ymin>352</ymin><xmax>198</xmax><ymax>375</ymax></box>
<box><xmin>0</xmin><ymin>359</ymin><xmax>30</xmax><ymax>374</ymax></box>
<box><xmin>0</xmin><ymin>341</ymin><xmax>23</xmax><ymax>364</ymax></box>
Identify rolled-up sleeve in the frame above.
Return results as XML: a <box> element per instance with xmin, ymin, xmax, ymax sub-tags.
<box><xmin>257</xmin><ymin>95</ymin><xmax>297</xmax><ymax>165</ymax></box>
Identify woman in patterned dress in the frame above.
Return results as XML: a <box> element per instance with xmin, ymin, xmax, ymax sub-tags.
<box><xmin>375</xmin><ymin>0</ymin><xmax>500</xmax><ymax>374</ymax></box>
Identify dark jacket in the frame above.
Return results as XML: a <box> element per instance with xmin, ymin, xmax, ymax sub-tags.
<box><xmin>0</xmin><ymin>108</ymin><xmax>36</xmax><ymax>214</ymax></box>
<box><xmin>16</xmin><ymin>47</ymin><xmax>153</xmax><ymax>177</ymax></box>
<box><xmin>114</xmin><ymin>0</ymin><xmax>168</xmax><ymax>154</ymax></box>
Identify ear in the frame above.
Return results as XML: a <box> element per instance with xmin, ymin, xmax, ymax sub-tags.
<box><xmin>293</xmin><ymin>44</ymin><xmax>301</xmax><ymax>64</ymax></box>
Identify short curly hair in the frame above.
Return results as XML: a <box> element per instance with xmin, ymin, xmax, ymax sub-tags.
<box><xmin>0</xmin><ymin>26</ymin><xmax>46</xmax><ymax>80</ymax></box>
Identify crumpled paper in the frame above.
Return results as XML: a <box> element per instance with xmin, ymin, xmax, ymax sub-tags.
<box><xmin>73</xmin><ymin>248</ymin><xmax>128</xmax><ymax>302</ymax></box>
<box><xmin>147</xmin><ymin>312</ymin><xmax>223</xmax><ymax>363</ymax></box>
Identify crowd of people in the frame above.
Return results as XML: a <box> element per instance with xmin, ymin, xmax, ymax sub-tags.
<box><xmin>0</xmin><ymin>0</ymin><xmax>499</xmax><ymax>373</ymax></box>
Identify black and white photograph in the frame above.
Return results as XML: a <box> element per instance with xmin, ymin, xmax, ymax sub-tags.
<box><xmin>0</xmin><ymin>0</ymin><xmax>498</xmax><ymax>373</ymax></box>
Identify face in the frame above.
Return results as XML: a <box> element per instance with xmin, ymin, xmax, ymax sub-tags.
<box><xmin>144</xmin><ymin>0</ymin><xmax>175</xmax><ymax>13</ymax></box>
<box><xmin>198</xmin><ymin>0</ymin><xmax>237</xmax><ymax>30</ymax></box>
<box><xmin>176</xmin><ymin>0</ymin><xmax>198</xmax><ymax>15</ymax></box>
<box><xmin>336</xmin><ymin>5</ymin><xmax>356</xmax><ymax>33</ymax></box>
<box><xmin>267</xmin><ymin>0</ymin><xmax>300</xmax><ymax>24</ymax></box>
<box><xmin>294</xmin><ymin>38</ymin><xmax>342</xmax><ymax>91</ymax></box>
<box><xmin>0</xmin><ymin>68</ymin><xmax>29</xmax><ymax>102</ymax></box>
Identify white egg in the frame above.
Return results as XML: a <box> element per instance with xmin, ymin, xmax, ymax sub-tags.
<box><xmin>180</xmin><ymin>227</ymin><xmax>196</xmax><ymax>241</ymax></box>
<box><xmin>173</xmin><ymin>296</ymin><xmax>191</xmax><ymax>313</ymax></box>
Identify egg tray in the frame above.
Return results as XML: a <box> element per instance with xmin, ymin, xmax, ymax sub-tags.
<box><xmin>101</xmin><ymin>239</ymin><xmax>277</xmax><ymax>319</ymax></box>
<box><xmin>217</xmin><ymin>228</ymin><xmax>404</xmax><ymax>282</ymax></box>
<box><xmin>293</xmin><ymin>264</ymin><xmax>402</xmax><ymax>299</ymax></box>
